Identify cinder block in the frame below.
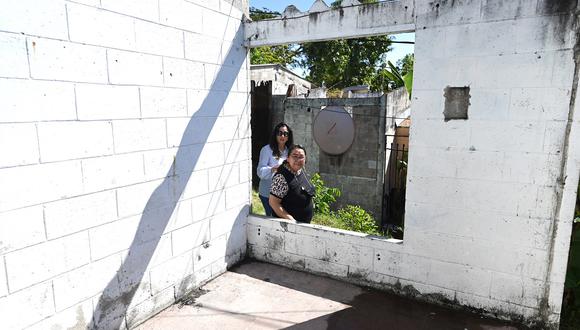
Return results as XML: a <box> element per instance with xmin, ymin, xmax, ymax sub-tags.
<box><xmin>509</xmin><ymin>87</ymin><xmax>570</xmax><ymax>122</ymax></box>
<box><xmin>0</xmin><ymin>123</ymin><xmax>39</xmax><ymax>168</ymax></box>
<box><xmin>543</xmin><ymin>120</ymin><xmax>567</xmax><ymax>152</ymax></box>
<box><xmin>159</xmin><ymin>0</ymin><xmax>203</xmax><ymax>33</ymax></box>
<box><xmin>444</xmin><ymin>21</ymin><xmax>517</xmax><ymax>58</ymax></box>
<box><xmin>247</xmin><ymin>244</ymin><xmax>306</xmax><ymax>270</ymax></box>
<box><xmin>26</xmin><ymin>299</ymin><xmax>94</xmax><ymax>330</ymax></box>
<box><xmin>225</xmin><ymin>182</ymin><xmax>249</xmax><ymax>210</ymax></box>
<box><xmin>428</xmin><ymin>260</ymin><xmax>492</xmax><ymax>297</ymax></box>
<box><xmin>163</xmin><ymin>57</ymin><xmax>204</xmax><ymax>89</ymax></box>
<box><xmin>373</xmin><ymin>250</ymin><xmax>431</xmax><ymax>283</ymax></box>
<box><xmin>167</xmin><ymin>117</ymin><xmax>213</xmax><ymax>147</ymax></box>
<box><xmin>89</xmin><ymin>215</ymin><xmax>139</xmax><ymax>260</ymax></box>
<box><xmin>219</xmin><ymin>0</ymin><xmax>244</xmax><ymax>18</ymax></box>
<box><xmin>193</xmin><ymin>234</ymin><xmax>227</xmax><ymax>270</ymax></box>
<box><xmin>44</xmin><ymin>190</ymin><xmax>117</xmax><ymax>239</ymax></box>
<box><xmin>140</xmin><ymin>87</ymin><xmax>187</xmax><ymax>118</ymax></box>
<box><xmin>0</xmin><ymin>0</ymin><xmax>68</xmax><ymax>39</ymax></box>
<box><xmin>304</xmin><ymin>257</ymin><xmax>348</xmax><ymax>278</ymax></box>
<box><xmin>204</xmin><ymin>63</ymin><xmax>239</xmax><ymax>90</ymax></box>
<box><xmin>38</xmin><ymin>121</ymin><xmax>114</xmax><ymax>162</ymax></box>
<box><xmin>135</xmin><ymin>20</ymin><xmax>184</xmax><ymax>58</ymax></box>
<box><xmin>172</xmin><ymin>219</ymin><xmax>210</xmax><ymax>255</ymax></box>
<box><xmin>113</xmin><ymin>119</ymin><xmax>167</xmax><ymax>153</ymax></box>
<box><xmin>0</xmin><ymin>257</ymin><xmax>7</xmax><ymax>297</ymax></box>
<box><xmin>222</xmin><ymin>91</ymin><xmax>249</xmax><ymax>116</ymax></box>
<box><xmin>410</xmin><ymin>118</ymin><xmax>471</xmax><ymax>150</ymax></box>
<box><xmin>284</xmin><ymin>232</ymin><xmax>326</xmax><ymax>260</ymax></box>
<box><xmin>67</xmin><ymin>3</ymin><xmax>136</xmax><ymax>51</ymax></box>
<box><xmin>415</xmin><ymin>0</ymin><xmax>482</xmax><ymax>27</ymax></box>
<box><xmin>176</xmin><ymin>142</ymin><xmax>225</xmax><ymax>171</ymax></box>
<box><xmin>0</xmin><ymin>32</ymin><xmax>28</xmax><ymax>78</ymax></box>
<box><xmin>515</xmin><ymin>16</ymin><xmax>575</xmax><ymax>53</ymax></box>
<box><xmin>189</xmin><ymin>0</ymin><xmax>220</xmax><ymax>11</ymax></box>
<box><xmin>474</xmin><ymin>52</ymin><xmax>557</xmax><ymax>89</ymax></box>
<box><xmin>28</xmin><ymin>38</ymin><xmax>107</xmax><ymax>83</ymax></box>
<box><xmin>102</xmin><ymin>0</ymin><xmax>160</xmax><ymax>22</ymax></box>
<box><xmin>0</xmin><ymin>161</ymin><xmax>83</xmax><ymax>212</ymax></box>
<box><xmin>149</xmin><ymin>251</ymin><xmax>194</xmax><ymax>295</ymax></box>
<box><xmin>117</xmin><ymin>234</ymin><xmax>173</xmax><ymax>290</ymax></box>
<box><xmin>503</xmin><ymin>151</ymin><xmax>561</xmax><ymax>186</ymax></box>
<box><xmin>165</xmin><ymin>199</ymin><xmax>193</xmax><ymax>232</ymax></box>
<box><xmin>180</xmin><ymin>170</ymin><xmax>211</xmax><ymax>202</ymax></box>
<box><xmin>481</xmin><ymin>0</ymin><xmax>537</xmax><ymax>20</ymax></box>
<box><xmin>5</xmin><ymin>232</ymin><xmax>90</xmax><ymax>292</ymax></box>
<box><xmin>191</xmin><ymin>191</ymin><xmax>226</xmax><ymax>222</ymax></box>
<box><xmin>125</xmin><ymin>285</ymin><xmax>175</xmax><ymax>329</ymax></box>
<box><xmin>76</xmin><ymin>84</ymin><xmax>140</xmax><ymax>120</ymax></box>
<box><xmin>52</xmin><ymin>254</ymin><xmax>121</xmax><ymax>311</ymax></box>
<box><xmin>324</xmin><ymin>239</ymin><xmax>374</xmax><ymax>269</ymax></box>
<box><xmin>0</xmin><ymin>78</ymin><xmax>76</xmax><ymax>123</ymax></box>
<box><xmin>468</xmin><ymin>88</ymin><xmax>510</xmax><ymax>121</ymax></box>
<box><xmin>210</xmin><ymin>208</ymin><xmax>246</xmax><ymax>239</ymax></box>
<box><xmin>224</xmin><ymin>138</ymin><xmax>250</xmax><ymax>164</ymax></box>
<box><xmin>186</xmin><ymin>89</ymin><xmax>211</xmax><ymax>116</ymax></box>
<box><xmin>551</xmin><ymin>50</ymin><xmax>575</xmax><ymax>88</ymax></box>
<box><xmin>116</xmin><ymin>179</ymin><xmax>173</xmax><ymax>218</ymax></box>
<box><xmin>490</xmin><ymin>272</ymin><xmax>544</xmax><ymax>308</ymax></box>
<box><xmin>405</xmin><ymin>202</ymin><xmax>552</xmax><ymax>250</ymax></box>
<box><xmin>107</xmin><ymin>49</ymin><xmax>163</xmax><ymax>86</ymax></box>
<box><xmin>82</xmin><ymin>153</ymin><xmax>145</xmax><ymax>193</ymax></box>
<box><xmin>208</xmin><ymin>163</ymin><xmax>238</xmax><ymax>191</ymax></box>
<box><xmin>469</xmin><ymin>120</ymin><xmax>546</xmax><ymax>153</ymax></box>
<box><xmin>143</xmin><ymin>148</ymin><xmax>178</xmax><ymax>181</ymax></box>
<box><xmin>201</xmin><ymin>9</ymin><xmax>239</xmax><ymax>40</ymax></box>
<box><xmin>184</xmin><ymin>33</ymin><xmax>222</xmax><ymax>64</ymax></box>
<box><xmin>0</xmin><ymin>282</ymin><xmax>55</xmax><ymax>329</ymax></box>
<box><xmin>207</xmin><ymin>116</ymin><xmax>239</xmax><ymax>142</ymax></box>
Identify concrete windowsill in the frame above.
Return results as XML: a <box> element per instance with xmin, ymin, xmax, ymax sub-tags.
<box><xmin>247</xmin><ymin>214</ymin><xmax>403</xmax><ymax>247</ymax></box>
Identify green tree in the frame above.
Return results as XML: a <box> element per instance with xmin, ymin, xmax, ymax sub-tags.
<box><xmin>294</xmin><ymin>0</ymin><xmax>395</xmax><ymax>91</ymax></box>
<box><xmin>249</xmin><ymin>7</ymin><xmax>297</xmax><ymax>67</ymax></box>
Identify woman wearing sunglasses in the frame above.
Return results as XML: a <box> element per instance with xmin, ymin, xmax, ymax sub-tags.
<box><xmin>257</xmin><ymin>123</ymin><xmax>294</xmax><ymax>216</ymax></box>
<box><xmin>269</xmin><ymin>144</ymin><xmax>315</xmax><ymax>223</ymax></box>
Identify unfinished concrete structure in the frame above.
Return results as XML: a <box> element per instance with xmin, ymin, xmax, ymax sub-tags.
<box><xmin>0</xmin><ymin>0</ymin><xmax>579</xmax><ymax>329</ymax></box>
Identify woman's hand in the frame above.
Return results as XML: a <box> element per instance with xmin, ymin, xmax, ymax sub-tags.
<box><xmin>271</xmin><ymin>165</ymin><xmax>279</xmax><ymax>173</ymax></box>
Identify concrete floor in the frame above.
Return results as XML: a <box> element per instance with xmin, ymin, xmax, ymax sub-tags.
<box><xmin>137</xmin><ymin>261</ymin><xmax>524</xmax><ymax>330</ymax></box>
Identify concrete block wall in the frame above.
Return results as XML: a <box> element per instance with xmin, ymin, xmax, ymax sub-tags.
<box><xmin>0</xmin><ymin>0</ymin><xmax>250</xmax><ymax>329</ymax></box>
<box><xmin>248</xmin><ymin>1</ymin><xmax>580</xmax><ymax>328</ymax></box>
<box><xmin>284</xmin><ymin>97</ymin><xmax>386</xmax><ymax>218</ymax></box>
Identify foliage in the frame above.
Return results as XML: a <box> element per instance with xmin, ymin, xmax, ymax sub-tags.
<box><xmin>397</xmin><ymin>53</ymin><xmax>414</xmax><ymax>76</ymax></box>
<box><xmin>249</xmin><ymin>7</ymin><xmax>297</xmax><ymax>67</ymax></box>
<box><xmin>311</xmin><ymin>173</ymin><xmax>341</xmax><ymax>215</ymax></box>
<box><xmin>561</xmin><ymin>183</ymin><xmax>580</xmax><ymax>329</ymax></box>
<box><xmin>299</xmin><ymin>35</ymin><xmax>392</xmax><ymax>91</ymax></box>
<box><xmin>251</xmin><ymin>188</ymin><xmax>265</xmax><ymax>215</ymax></box>
<box><xmin>249</xmin><ymin>2</ymin><xmax>417</xmax><ymax>94</ymax></box>
<box><xmin>335</xmin><ymin>205</ymin><xmax>381</xmax><ymax>235</ymax></box>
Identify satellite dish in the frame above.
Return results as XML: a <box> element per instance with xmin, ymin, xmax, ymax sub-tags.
<box><xmin>313</xmin><ymin>106</ymin><xmax>355</xmax><ymax>155</ymax></box>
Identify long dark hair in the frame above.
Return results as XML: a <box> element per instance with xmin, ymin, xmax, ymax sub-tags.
<box><xmin>269</xmin><ymin>122</ymin><xmax>294</xmax><ymax>157</ymax></box>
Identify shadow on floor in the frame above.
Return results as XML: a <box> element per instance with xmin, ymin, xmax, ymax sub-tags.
<box><xmin>232</xmin><ymin>261</ymin><xmax>525</xmax><ymax>330</ymax></box>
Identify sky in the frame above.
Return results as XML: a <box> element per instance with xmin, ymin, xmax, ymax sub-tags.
<box><xmin>249</xmin><ymin>0</ymin><xmax>415</xmax><ymax>77</ymax></box>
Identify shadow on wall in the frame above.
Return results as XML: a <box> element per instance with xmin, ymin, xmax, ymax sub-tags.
<box><xmin>89</xmin><ymin>22</ymin><xmax>248</xmax><ymax>329</ymax></box>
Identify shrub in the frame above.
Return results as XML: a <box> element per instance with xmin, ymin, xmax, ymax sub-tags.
<box><xmin>311</xmin><ymin>173</ymin><xmax>341</xmax><ymax>215</ymax></box>
<box><xmin>335</xmin><ymin>205</ymin><xmax>380</xmax><ymax>235</ymax></box>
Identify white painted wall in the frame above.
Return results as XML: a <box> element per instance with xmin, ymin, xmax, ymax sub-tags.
<box><xmin>246</xmin><ymin>1</ymin><xmax>580</xmax><ymax>328</ymax></box>
<box><xmin>0</xmin><ymin>0</ymin><xmax>250</xmax><ymax>329</ymax></box>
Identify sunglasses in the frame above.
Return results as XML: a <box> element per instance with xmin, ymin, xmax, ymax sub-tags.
<box><xmin>277</xmin><ymin>131</ymin><xmax>289</xmax><ymax>137</ymax></box>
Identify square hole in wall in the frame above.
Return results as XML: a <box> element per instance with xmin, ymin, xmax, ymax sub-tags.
<box><xmin>443</xmin><ymin>86</ymin><xmax>470</xmax><ymax>121</ymax></box>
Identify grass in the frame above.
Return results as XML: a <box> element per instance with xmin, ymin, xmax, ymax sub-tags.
<box><xmin>251</xmin><ymin>188</ymin><xmax>265</xmax><ymax>216</ymax></box>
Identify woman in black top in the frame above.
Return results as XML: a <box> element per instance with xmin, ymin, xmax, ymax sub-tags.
<box><xmin>269</xmin><ymin>145</ymin><xmax>315</xmax><ymax>223</ymax></box>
